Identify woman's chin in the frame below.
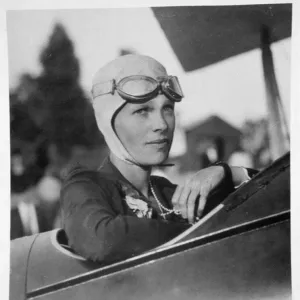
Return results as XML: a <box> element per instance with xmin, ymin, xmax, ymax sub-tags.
<box><xmin>138</xmin><ymin>152</ymin><xmax>169</xmax><ymax>166</ymax></box>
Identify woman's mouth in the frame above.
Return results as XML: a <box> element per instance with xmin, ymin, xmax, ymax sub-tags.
<box><xmin>147</xmin><ymin>138</ymin><xmax>169</xmax><ymax>145</ymax></box>
<box><xmin>146</xmin><ymin>138</ymin><xmax>170</xmax><ymax>150</ymax></box>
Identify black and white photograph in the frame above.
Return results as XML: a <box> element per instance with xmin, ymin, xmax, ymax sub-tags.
<box><xmin>1</xmin><ymin>1</ymin><xmax>298</xmax><ymax>299</ymax></box>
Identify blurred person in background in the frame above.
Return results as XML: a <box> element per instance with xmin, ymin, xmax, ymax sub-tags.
<box><xmin>229</xmin><ymin>118</ymin><xmax>271</xmax><ymax>170</ymax></box>
<box><xmin>61</xmin><ymin>55</ymin><xmax>258</xmax><ymax>264</ymax></box>
<box><xmin>36</xmin><ymin>166</ymin><xmax>62</xmax><ymax>230</ymax></box>
<box><xmin>11</xmin><ymin>141</ymin><xmax>48</xmax><ymax>239</ymax></box>
<box><xmin>11</xmin><ymin>149</ymin><xmax>39</xmax><ymax>239</ymax></box>
<box><xmin>10</xmin><ymin>105</ymin><xmax>43</xmax><ymax>239</ymax></box>
<box><xmin>10</xmin><ymin>105</ymin><xmax>60</xmax><ymax>238</ymax></box>
<box><xmin>228</xmin><ymin>144</ymin><xmax>254</xmax><ymax>169</ymax></box>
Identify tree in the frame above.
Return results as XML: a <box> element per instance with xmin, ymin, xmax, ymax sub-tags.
<box><xmin>37</xmin><ymin>23</ymin><xmax>103</xmax><ymax>155</ymax></box>
<box><xmin>39</xmin><ymin>24</ymin><xmax>80</xmax><ymax>83</ymax></box>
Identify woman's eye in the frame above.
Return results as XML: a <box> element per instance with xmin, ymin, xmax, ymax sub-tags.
<box><xmin>134</xmin><ymin>107</ymin><xmax>149</xmax><ymax>115</ymax></box>
<box><xmin>164</xmin><ymin>105</ymin><xmax>174</xmax><ymax>112</ymax></box>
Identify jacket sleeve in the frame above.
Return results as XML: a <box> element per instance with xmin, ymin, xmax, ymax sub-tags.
<box><xmin>61</xmin><ymin>179</ymin><xmax>189</xmax><ymax>263</ymax></box>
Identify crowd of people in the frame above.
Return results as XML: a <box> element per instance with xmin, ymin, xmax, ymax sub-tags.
<box><xmin>11</xmin><ymin>141</ymin><xmax>62</xmax><ymax>239</ymax></box>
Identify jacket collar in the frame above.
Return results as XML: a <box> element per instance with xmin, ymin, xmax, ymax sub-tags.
<box><xmin>98</xmin><ymin>156</ymin><xmax>150</xmax><ymax>200</ymax></box>
<box><xmin>98</xmin><ymin>156</ymin><xmax>131</xmax><ymax>182</ymax></box>
<box><xmin>98</xmin><ymin>156</ymin><xmax>180</xmax><ymax>221</ymax></box>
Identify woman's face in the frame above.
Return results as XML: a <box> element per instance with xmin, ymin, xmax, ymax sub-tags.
<box><xmin>114</xmin><ymin>94</ymin><xmax>175</xmax><ymax>166</ymax></box>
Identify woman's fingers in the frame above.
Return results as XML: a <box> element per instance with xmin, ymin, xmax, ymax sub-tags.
<box><xmin>171</xmin><ymin>184</ymin><xmax>183</xmax><ymax>207</ymax></box>
<box><xmin>172</xmin><ymin>182</ymin><xmax>194</xmax><ymax>219</ymax></box>
<box><xmin>187</xmin><ymin>189</ymin><xmax>199</xmax><ymax>224</ymax></box>
<box><xmin>172</xmin><ymin>173</ymin><xmax>216</xmax><ymax>221</ymax></box>
<box><xmin>171</xmin><ymin>167</ymin><xmax>227</xmax><ymax>221</ymax></box>
<box><xmin>178</xmin><ymin>184</ymin><xmax>191</xmax><ymax>219</ymax></box>
<box><xmin>197</xmin><ymin>190</ymin><xmax>209</xmax><ymax>218</ymax></box>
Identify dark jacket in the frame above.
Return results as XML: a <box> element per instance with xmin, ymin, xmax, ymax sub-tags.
<box><xmin>60</xmin><ymin>158</ymin><xmax>247</xmax><ymax>264</ymax></box>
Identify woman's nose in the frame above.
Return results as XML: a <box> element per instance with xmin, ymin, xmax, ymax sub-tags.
<box><xmin>152</xmin><ymin>111</ymin><xmax>168</xmax><ymax>132</ymax></box>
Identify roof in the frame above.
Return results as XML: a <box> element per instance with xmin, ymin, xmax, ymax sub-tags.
<box><xmin>152</xmin><ymin>4</ymin><xmax>292</xmax><ymax>71</ymax></box>
<box><xmin>185</xmin><ymin>115</ymin><xmax>241</xmax><ymax>138</ymax></box>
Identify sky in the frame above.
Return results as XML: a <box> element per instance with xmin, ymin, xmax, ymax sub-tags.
<box><xmin>6</xmin><ymin>7</ymin><xmax>291</xmax><ymax>131</ymax></box>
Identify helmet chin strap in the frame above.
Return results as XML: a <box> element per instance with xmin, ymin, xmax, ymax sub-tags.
<box><xmin>124</xmin><ymin>157</ymin><xmax>175</xmax><ymax>168</ymax></box>
<box><xmin>158</xmin><ymin>163</ymin><xmax>175</xmax><ymax>167</ymax></box>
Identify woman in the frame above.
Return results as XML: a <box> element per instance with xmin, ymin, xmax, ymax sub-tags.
<box><xmin>61</xmin><ymin>55</ymin><xmax>257</xmax><ymax>263</ymax></box>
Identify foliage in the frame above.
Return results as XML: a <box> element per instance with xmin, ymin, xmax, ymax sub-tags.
<box><xmin>38</xmin><ymin>23</ymin><xmax>103</xmax><ymax>152</ymax></box>
<box><xmin>40</xmin><ymin>24</ymin><xmax>80</xmax><ymax>83</ymax></box>
<box><xmin>10</xmin><ymin>23</ymin><xmax>104</xmax><ymax>158</ymax></box>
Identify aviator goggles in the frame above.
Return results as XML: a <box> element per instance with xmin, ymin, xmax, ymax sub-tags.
<box><xmin>92</xmin><ymin>75</ymin><xmax>184</xmax><ymax>103</ymax></box>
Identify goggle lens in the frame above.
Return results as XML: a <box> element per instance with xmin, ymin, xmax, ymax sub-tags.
<box><xmin>118</xmin><ymin>76</ymin><xmax>158</xmax><ymax>97</ymax></box>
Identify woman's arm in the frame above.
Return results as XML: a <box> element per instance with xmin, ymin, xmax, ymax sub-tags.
<box><xmin>61</xmin><ymin>180</ymin><xmax>188</xmax><ymax>263</ymax></box>
<box><xmin>171</xmin><ymin>165</ymin><xmax>259</xmax><ymax>224</ymax></box>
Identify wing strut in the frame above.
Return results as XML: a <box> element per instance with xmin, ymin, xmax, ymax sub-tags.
<box><xmin>261</xmin><ymin>26</ymin><xmax>290</xmax><ymax>160</ymax></box>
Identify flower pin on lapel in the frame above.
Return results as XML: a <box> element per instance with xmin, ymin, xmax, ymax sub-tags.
<box><xmin>124</xmin><ymin>195</ymin><xmax>153</xmax><ymax>218</ymax></box>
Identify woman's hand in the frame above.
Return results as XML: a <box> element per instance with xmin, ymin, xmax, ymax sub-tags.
<box><xmin>171</xmin><ymin>166</ymin><xmax>225</xmax><ymax>224</ymax></box>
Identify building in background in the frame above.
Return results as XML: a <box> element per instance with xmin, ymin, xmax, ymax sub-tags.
<box><xmin>181</xmin><ymin>115</ymin><xmax>241</xmax><ymax>171</ymax></box>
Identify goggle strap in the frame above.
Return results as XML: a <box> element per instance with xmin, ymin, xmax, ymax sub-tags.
<box><xmin>92</xmin><ymin>80</ymin><xmax>115</xmax><ymax>99</ymax></box>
